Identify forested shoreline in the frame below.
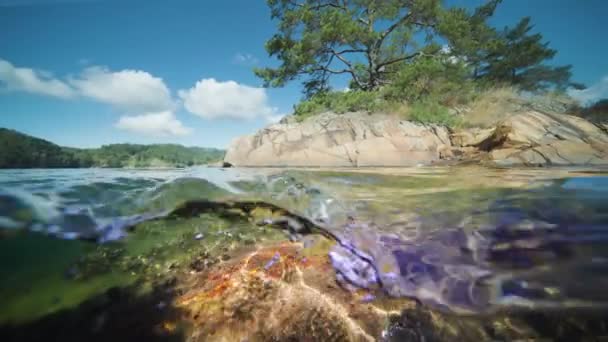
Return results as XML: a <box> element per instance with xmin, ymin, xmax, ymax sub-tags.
<box><xmin>0</xmin><ymin>128</ymin><xmax>224</xmax><ymax>169</ymax></box>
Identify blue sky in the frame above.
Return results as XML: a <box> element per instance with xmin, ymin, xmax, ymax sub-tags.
<box><xmin>1</xmin><ymin>0</ymin><xmax>607</xmax><ymax>148</ymax></box>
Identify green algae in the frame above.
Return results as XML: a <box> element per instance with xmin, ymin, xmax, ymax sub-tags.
<box><xmin>0</xmin><ymin>234</ymin><xmax>133</xmax><ymax>324</ymax></box>
<box><xmin>0</xmin><ymin>209</ymin><xmax>287</xmax><ymax>324</ymax></box>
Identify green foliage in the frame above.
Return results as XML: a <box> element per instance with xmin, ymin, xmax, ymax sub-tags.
<box><xmin>293</xmin><ymin>90</ymin><xmax>388</xmax><ymax>120</ymax></box>
<box><xmin>408</xmin><ymin>100</ymin><xmax>460</xmax><ymax>127</ymax></box>
<box><xmin>84</xmin><ymin>144</ymin><xmax>224</xmax><ymax>168</ymax></box>
<box><xmin>438</xmin><ymin>0</ymin><xmax>502</xmax><ymax>78</ymax></box>
<box><xmin>482</xmin><ymin>17</ymin><xmax>574</xmax><ymax>91</ymax></box>
<box><xmin>384</xmin><ymin>55</ymin><xmax>475</xmax><ymax>105</ymax></box>
<box><xmin>259</xmin><ymin>0</ymin><xmax>578</xmax><ymax>99</ymax></box>
<box><xmin>0</xmin><ymin>128</ymin><xmax>225</xmax><ymax>169</ymax></box>
<box><xmin>256</xmin><ymin>0</ymin><xmax>442</xmax><ymax>94</ymax></box>
<box><xmin>0</xmin><ymin>128</ymin><xmax>90</xmax><ymax>168</ymax></box>
<box><xmin>256</xmin><ymin>0</ymin><xmax>581</xmax><ymax>127</ymax></box>
<box><xmin>441</xmin><ymin>3</ymin><xmax>579</xmax><ymax>91</ymax></box>
<box><xmin>292</xmin><ymin>56</ymin><xmax>475</xmax><ymax>124</ymax></box>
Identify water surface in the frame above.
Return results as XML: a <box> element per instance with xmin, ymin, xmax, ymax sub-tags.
<box><xmin>1</xmin><ymin>166</ymin><xmax>607</xmax><ymax>340</ymax></box>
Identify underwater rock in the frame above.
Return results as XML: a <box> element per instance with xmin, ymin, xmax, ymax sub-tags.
<box><xmin>360</xmin><ymin>293</ymin><xmax>376</xmax><ymax>303</ymax></box>
<box><xmin>330</xmin><ymin>226</ymin><xmax>495</xmax><ymax>313</ymax></box>
<box><xmin>382</xmin><ymin>307</ymin><xmax>443</xmax><ymax>342</ymax></box>
<box><xmin>3</xmin><ymin>195</ymin><xmax>608</xmax><ymax>341</ymax></box>
<box><xmin>321</xmin><ymin>205</ymin><xmax>608</xmax><ymax>315</ymax></box>
<box><xmin>189</xmin><ymin>253</ymin><xmax>218</xmax><ymax>273</ymax></box>
<box><xmin>263</xmin><ymin>252</ymin><xmax>280</xmax><ymax>270</ymax></box>
<box><xmin>172</xmin><ymin>238</ymin><xmax>607</xmax><ymax>342</ymax></box>
<box><xmin>6</xmin><ymin>191</ymin><xmax>608</xmax><ymax>320</ymax></box>
<box><xmin>174</xmin><ymin>241</ymin><xmax>398</xmax><ymax>341</ymax></box>
<box><xmin>329</xmin><ymin>244</ymin><xmax>379</xmax><ymax>290</ymax></box>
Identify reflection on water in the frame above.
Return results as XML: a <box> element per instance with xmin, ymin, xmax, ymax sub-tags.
<box><xmin>0</xmin><ymin>166</ymin><xmax>607</xmax><ymax>340</ymax></box>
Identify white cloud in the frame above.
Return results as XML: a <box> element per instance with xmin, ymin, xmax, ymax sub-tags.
<box><xmin>0</xmin><ymin>57</ymin><xmax>293</xmax><ymax>137</ymax></box>
<box><xmin>0</xmin><ymin>59</ymin><xmax>74</xmax><ymax>98</ymax></box>
<box><xmin>568</xmin><ymin>76</ymin><xmax>608</xmax><ymax>105</ymax></box>
<box><xmin>233</xmin><ymin>53</ymin><xmax>259</xmax><ymax>65</ymax></box>
<box><xmin>0</xmin><ymin>57</ymin><xmax>192</xmax><ymax>137</ymax></box>
<box><xmin>179</xmin><ymin>78</ymin><xmax>278</xmax><ymax>120</ymax></box>
<box><xmin>0</xmin><ymin>58</ymin><xmax>175</xmax><ymax>114</ymax></box>
<box><xmin>70</xmin><ymin>66</ymin><xmax>174</xmax><ymax>112</ymax></box>
<box><xmin>115</xmin><ymin>111</ymin><xmax>191</xmax><ymax>137</ymax></box>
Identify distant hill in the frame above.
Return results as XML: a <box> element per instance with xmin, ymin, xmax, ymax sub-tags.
<box><xmin>0</xmin><ymin>128</ymin><xmax>225</xmax><ymax>169</ymax></box>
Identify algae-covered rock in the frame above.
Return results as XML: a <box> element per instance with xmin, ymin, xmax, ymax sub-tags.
<box><xmin>175</xmin><ymin>240</ymin><xmax>395</xmax><ymax>341</ymax></box>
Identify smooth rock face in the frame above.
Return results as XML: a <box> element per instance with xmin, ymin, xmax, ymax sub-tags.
<box><xmin>224</xmin><ymin>112</ymin><xmax>452</xmax><ymax>167</ymax></box>
<box><xmin>224</xmin><ymin>110</ymin><xmax>608</xmax><ymax>167</ymax></box>
<box><xmin>450</xmin><ymin>128</ymin><xmax>495</xmax><ymax>147</ymax></box>
<box><xmin>476</xmin><ymin>111</ymin><xmax>608</xmax><ymax>166</ymax></box>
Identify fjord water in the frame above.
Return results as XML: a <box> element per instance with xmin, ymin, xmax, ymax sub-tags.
<box><xmin>1</xmin><ymin>166</ymin><xmax>608</xmax><ymax>338</ymax></box>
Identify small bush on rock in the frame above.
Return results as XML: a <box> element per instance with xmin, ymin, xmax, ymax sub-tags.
<box><xmin>408</xmin><ymin>100</ymin><xmax>461</xmax><ymax>127</ymax></box>
<box><xmin>294</xmin><ymin>90</ymin><xmax>388</xmax><ymax>121</ymax></box>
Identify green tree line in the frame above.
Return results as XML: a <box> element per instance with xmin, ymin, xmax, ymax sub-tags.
<box><xmin>0</xmin><ymin>128</ymin><xmax>225</xmax><ymax>169</ymax></box>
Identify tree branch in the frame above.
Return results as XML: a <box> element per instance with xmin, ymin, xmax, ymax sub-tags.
<box><xmin>312</xmin><ymin>64</ymin><xmax>365</xmax><ymax>89</ymax></box>
<box><xmin>288</xmin><ymin>0</ymin><xmax>345</xmax><ymax>11</ymax></box>
<box><xmin>335</xmin><ymin>48</ymin><xmax>367</xmax><ymax>54</ymax></box>
<box><xmin>329</xmin><ymin>48</ymin><xmax>353</xmax><ymax>67</ymax></box>
<box><xmin>318</xmin><ymin>67</ymin><xmax>351</xmax><ymax>74</ymax></box>
<box><xmin>380</xmin><ymin>12</ymin><xmax>413</xmax><ymax>41</ymax></box>
<box><xmin>376</xmin><ymin>51</ymin><xmax>426</xmax><ymax>69</ymax></box>
<box><xmin>320</xmin><ymin>47</ymin><xmax>367</xmax><ymax>89</ymax></box>
<box><xmin>374</xmin><ymin>12</ymin><xmax>432</xmax><ymax>53</ymax></box>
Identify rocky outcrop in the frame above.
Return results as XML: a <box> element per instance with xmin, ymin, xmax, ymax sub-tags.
<box><xmin>224</xmin><ymin>112</ymin><xmax>452</xmax><ymax>167</ymax></box>
<box><xmin>467</xmin><ymin>111</ymin><xmax>608</xmax><ymax>166</ymax></box>
<box><xmin>224</xmin><ymin>110</ymin><xmax>608</xmax><ymax>167</ymax></box>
